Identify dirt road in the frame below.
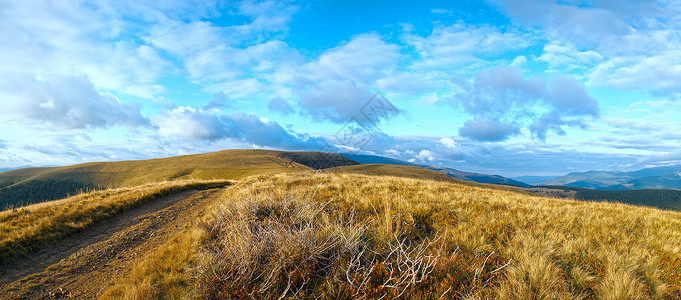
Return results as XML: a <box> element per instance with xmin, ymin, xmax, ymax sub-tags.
<box><xmin>0</xmin><ymin>188</ymin><xmax>223</xmax><ymax>299</ymax></box>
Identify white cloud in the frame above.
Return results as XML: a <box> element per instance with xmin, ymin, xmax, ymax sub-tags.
<box><xmin>491</xmin><ymin>0</ymin><xmax>681</xmax><ymax>96</ymax></box>
<box><xmin>488</xmin><ymin>0</ymin><xmax>657</xmax><ymax>46</ymax></box>
<box><xmin>452</xmin><ymin>66</ymin><xmax>599</xmax><ymax>141</ymax></box>
<box><xmin>375</xmin><ymin>71</ymin><xmax>437</xmax><ymax>94</ymax></box>
<box><xmin>538</xmin><ymin>42</ymin><xmax>603</xmax><ymax>71</ymax></box>
<box><xmin>589</xmin><ymin>53</ymin><xmax>681</xmax><ymax>95</ymax></box>
<box><xmin>268</xmin><ymin>95</ymin><xmax>295</xmax><ymax>115</ymax></box>
<box><xmin>440</xmin><ymin>137</ymin><xmax>456</xmax><ymax>148</ymax></box>
<box><xmin>415</xmin><ymin>149</ymin><xmax>435</xmax><ymax>162</ymax></box>
<box><xmin>510</xmin><ymin>55</ymin><xmax>528</xmax><ymax>68</ymax></box>
<box><xmin>304</xmin><ymin>33</ymin><xmax>400</xmax><ymax>84</ymax></box>
<box><xmin>298</xmin><ymin>80</ymin><xmax>375</xmax><ymax>123</ymax></box>
<box><xmin>0</xmin><ymin>1</ymin><xmax>172</xmax><ymax>99</ymax></box>
<box><xmin>459</xmin><ymin>117</ymin><xmax>520</xmax><ymax>141</ymax></box>
<box><xmin>0</xmin><ymin>74</ymin><xmax>150</xmax><ymax>130</ymax></box>
<box><xmin>154</xmin><ymin>105</ymin><xmax>325</xmax><ymax>150</ymax></box>
<box><xmin>202</xmin><ymin>92</ymin><xmax>232</xmax><ymax>111</ymax></box>
<box><xmin>403</xmin><ymin>23</ymin><xmax>534</xmax><ymax>70</ymax></box>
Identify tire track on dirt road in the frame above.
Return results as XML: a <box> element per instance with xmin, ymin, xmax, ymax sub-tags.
<box><xmin>0</xmin><ymin>188</ymin><xmax>224</xmax><ymax>299</ymax></box>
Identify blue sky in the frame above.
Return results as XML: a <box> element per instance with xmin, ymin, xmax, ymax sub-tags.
<box><xmin>1</xmin><ymin>0</ymin><xmax>681</xmax><ymax>177</ymax></box>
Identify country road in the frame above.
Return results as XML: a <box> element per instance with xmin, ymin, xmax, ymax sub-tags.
<box><xmin>0</xmin><ymin>188</ymin><xmax>223</xmax><ymax>299</ymax></box>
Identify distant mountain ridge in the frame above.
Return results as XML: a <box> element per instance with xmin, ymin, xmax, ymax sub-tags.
<box><xmin>340</xmin><ymin>154</ymin><xmax>530</xmax><ymax>187</ymax></box>
<box><xmin>511</xmin><ymin>175</ymin><xmax>558</xmax><ymax>185</ymax></box>
<box><xmin>544</xmin><ymin>165</ymin><xmax>681</xmax><ymax>190</ymax></box>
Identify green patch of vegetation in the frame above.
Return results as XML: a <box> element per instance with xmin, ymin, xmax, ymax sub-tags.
<box><xmin>535</xmin><ymin>185</ymin><xmax>681</xmax><ymax>211</ymax></box>
<box><xmin>0</xmin><ymin>181</ymin><xmax>14</xmax><ymax>189</ymax></box>
<box><xmin>276</xmin><ymin>151</ymin><xmax>359</xmax><ymax>169</ymax></box>
<box><xmin>0</xmin><ymin>179</ymin><xmax>96</xmax><ymax>210</ymax></box>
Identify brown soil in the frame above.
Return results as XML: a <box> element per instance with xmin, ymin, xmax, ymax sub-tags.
<box><xmin>0</xmin><ymin>188</ymin><xmax>223</xmax><ymax>299</ymax></box>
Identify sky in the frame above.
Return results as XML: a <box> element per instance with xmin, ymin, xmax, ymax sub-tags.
<box><xmin>1</xmin><ymin>0</ymin><xmax>681</xmax><ymax>177</ymax></box>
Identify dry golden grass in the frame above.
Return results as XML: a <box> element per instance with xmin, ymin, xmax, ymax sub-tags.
<box><xmin>326</xmin><ymin>163</ymin><xmax>458</xmax><ymax>182</ymax></box>
<box><xmin>98</xmin><ymin>224</ymin><xmax>207</xmax><ymax>300</ymax></box>
<box><xmin>0</xmin><ymin>149</ymin><xmax>313</xmax><ymax>189</ymax></box>
<box><xmin>0</xmin><ymin>179</ymin><xmax>232</xmax><ymax>264</ymax></box>
<box><xmin>104</xmin><ymin>172</ymin><xmax>681</xmax><ymax>299</ymax></box>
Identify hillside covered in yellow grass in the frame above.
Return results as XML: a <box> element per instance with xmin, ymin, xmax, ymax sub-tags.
<box><xmin>103</xmin><ymin>172</ymin><xmax>681</xmax><ymax>299</ymax></box>
<box><xmin>0</xmin><ymin>150</ymin><xmax>357</xmax><ymax>208</ymax></box>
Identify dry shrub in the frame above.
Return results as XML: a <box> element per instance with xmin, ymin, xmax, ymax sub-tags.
<box><xmin>196</xmin><ymin>194</ymin><xmax>444</xmax><ymax>299</ymax></box>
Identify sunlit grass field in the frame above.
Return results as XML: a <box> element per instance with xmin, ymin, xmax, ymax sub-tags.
<box><xmin>102</xmin><ymin>172</ymin><xmax>681</xmax><ymax>299</ymax></box>
<box><xmin>0</xmin><ymin>149</ymin><xmax>310</xmax><ymax>189</ymax></box>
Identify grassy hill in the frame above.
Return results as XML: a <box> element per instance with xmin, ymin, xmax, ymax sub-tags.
<box><xmin>341</xmin><ymin>153</ymin><xmax>530</xmax><ymax>187</ymax></box>
<box><xmin>2</xmin><ymin>150</ymin><xmax>534</xmax><ymax>210</ymax></box>
<box><xmin>0</xmin><ymin>149</ymin><xmax>357</xmax><ymax>209</ymax></box>
<box><xmin>328</xmin><ymin>164</ymin><xmax>532</xmax><ymax>194</ymax></box>
<box><xmin>0</xmin><ymin>149</ymin><xmax>315</xmax><ymax>187</ymax></box>
<box><xmin>326</xmin><ymin>163</ymin><xmax>458</xmax><ymax>182</ymax></box>
<box><xmin>529</xmin><ymin>185</ymin><xmax>681</xmax><ymax>211</ymax></box>
<box><xmin>3</xmin><ymin>168</ymin><xmax>681</xmax><ymax>298</ymax></box>
<box><xmin>98</xmin><ymin>172</ymin><xmax>681</xmax><ymax>299</ymax></box>
<box><xmin>545</xmin><ymin>165</ymin><xmax>681</xmax><ymax>190</ymax></box>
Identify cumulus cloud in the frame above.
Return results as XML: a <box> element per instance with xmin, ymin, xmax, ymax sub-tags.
<box><xmin>492</xmin><ymin>0</ymin><xmax>681</xmax><ymax>97</ymax></box>
<box><xmin>588</xmin><ymin>53</ymin><xmax>681</xmax><ymax>96</ymax></box>
<box><xmin>268</xmin><ymin>95</ymin><xmax>294</xmax><ymax>115</ymax></box>
<box><xmin>440</xmin><ymin>137</ymin><xmax>456</xmax><ymax>148</ymax></box>
<box><xmin>459</xmin><ymin>117</ymin><xmax>520</xmax><ymax>141</ymax></box>
<box><xmin>537</xmin><ymin>42</ymin><xmax>603</xmax><ymax>71</ymax></box>
<box><xmin>0</xmin><ymin>1</ymin><xmax>172</xmax><ymax>98</ymax></box>
<box><xmin>487</xmin><ymin>0</ymin><xmax>660</xmax><ymax>45</ymax></box>
<box><xmin>202</xmin><ymin>92</ymin><xmax>232</xmax><ymax>111</ymax></box>
<box><xmin>287</xmin><ymin>34</ymin><xmax>402</xmax><ymax>124</ymax></box>
<box><xmin>298</xmin><ymin>80</ymin><xmax>376</xmax><ymax>123</ymax></box>
<box><xmin>403</xmin><ymin>23</ymin><xmax>534</xmax><ymax>70</ymax></box>
<box><xmin>415</xmin><ymin>149</ymin><xmax>435</xmax><ymax>162</ymax></box>
<box><xmin>304</xmin><ymin>33</ymin><xmax>400</xmax><ymax>84</ymax></box>
<box><xmin>145</xmin><ymin>2</ymin><xmax>301</xmax><ymax>88</ymax></box>
<box><xmin>452</xmin><ymin>66</ymin><xmax>599</xmax><ymax>141</ymax></box>
<box><xmin>0</xmin><ymin>74</ymin><xmax>150</xmax><ymax>129</ymax></box>
<box><xmin>154</xmin><ymin>106</ymin><xmax>325</xmax><ymax>150</ymax></box>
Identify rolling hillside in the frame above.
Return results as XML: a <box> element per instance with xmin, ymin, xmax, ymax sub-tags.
<box><xmin>95</xmin><ymin>172</ymin><xmax>680</xmax><ymax>299</ymax></box>
<box><xmin>1</xmin><ymin>150</ymin><xmax>536</xmax><ymax>210</ymax></box>
<box><xmin>0</xmin><ymin>150</ymin><xmax>357</xmax><ymax>208</ymax></box>
<box><xmin>341</xmin><ymin>153</ymin><xmax>530</xmax><ymax>187</ymax></box>
<box><xmin>528</xmin><ymin>185</ymin><xmax>681</xmax><ymax>211</ymax></box>
<box><xmin>3</xmin><ymin>159</ymin><xmax>681</xmax><ymax>298</ymax></box>
<box><xmin>326</xmin><ymin>164</ymin><xmax>459</xmax><ymax>182</ymax></box>
<box><xmin>544</xmin><ymin>165</ymin><xmax>681</xmax><ymax>190</ymax></box>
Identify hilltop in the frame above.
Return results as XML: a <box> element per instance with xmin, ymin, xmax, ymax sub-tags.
<box><xmin>0</xmin><ymin>150</ymin><xmax>531</xmax><ymax>210</ymax></box>
<box><xmin>0</xmin><ymin>150</ymin><xmax>356</xmax><ymax>208</ymax></box>
<box><xmin>341</xmin><ymin>153</ymin><xmax>530</xmax><ymax>187</ymax></box>
<box><xmin>6</xmin><ymin>150</ymin><xmax>681</xmax><ymax>214</ymax></box>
